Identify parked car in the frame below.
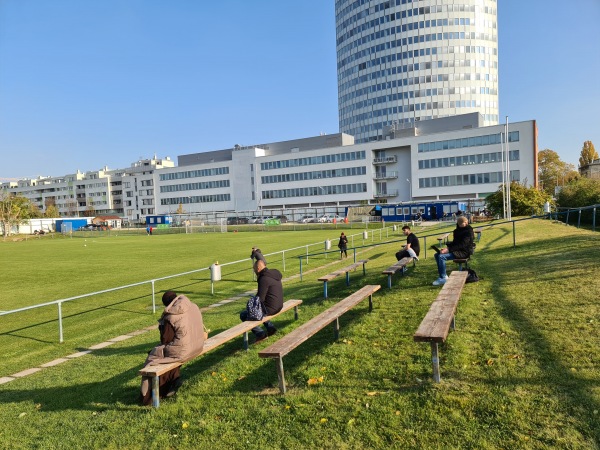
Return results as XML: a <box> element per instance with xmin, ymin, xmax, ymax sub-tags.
<box><xmin>317</xmin><ymin>215</ymin><xmax>330</xmax><ymax>223</ymax></box>
<box><xmin>275</xmin><ymin>215</ymin><xmax>288</xmax><ymax>223</ymax></box>
<box><xmin>248</xmin><ymin>216</ymin><xmax>260</xmax><ymax>224</ymax></box>
<box><xmin>226</xmin><ymin>217</ymin><xmax>249</xmax><ymax>225</ymax></box>
<box><xmin>298</xmin><ymin>215</ymin><xmax>316</xmax><ymax>223</ymax></box>
<box><xmin>80</xmin><ymin>224</ymin><xmax>101</xmax><ymax>231</ymax></box>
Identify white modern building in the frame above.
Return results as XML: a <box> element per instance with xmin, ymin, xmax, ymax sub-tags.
<box><xmin>336</xmin><ymin>0</ymin><xmax>499</xmax><ymax>143</ymax></box>
<box><xmin>2</xmin><ymin>114</ymin><xmax>537</xmax><ymax>221</ymax></box>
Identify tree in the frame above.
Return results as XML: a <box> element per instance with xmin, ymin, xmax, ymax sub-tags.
<box><xmin>579</xmin><ymin>140</ymin><xmax>598</xmax><ymax>167</ymax></box>
<box><xmin>175</xmin><ymin>203</ymin><xmax>185</xmax><ymax>214</ymax></box>
<box><xmin>485</xmin><ymin>181</ymin><xmax>552</xmax><ymax>217</ymax></box>
<box><xmin>44</xmin><ymin>205</ymin><xmax>59</xmax><ymax>218</ymax></box>
<box><xmin>556</xmin><ymin>177</ymin><xmax>600</xmax><ymax>208</ymax></box>
<box><xmin>538</xmin><ymin>149</ymin><xmax>578</xmax><ymax>196</ymax></box>
<box><xmin>0</xmin><ymin>194</ymin><xmax>35</xmax><ymax>238</ymax></box>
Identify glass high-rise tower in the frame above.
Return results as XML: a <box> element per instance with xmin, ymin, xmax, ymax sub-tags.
<box><xmin>335</xmin><ymin>0</ymin><xmax>499</xmax><ymax>143</ymax></box>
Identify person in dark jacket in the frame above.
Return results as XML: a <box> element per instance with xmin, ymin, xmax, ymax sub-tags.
<box><xmin>240</xmin><ymin>260</ymin><xmax>283</xmax><ymax>342</ymax></box>
<box><xmin>395</xmin><ymin>225</ymin><xmax>420</xmax><ymax>261</ymax></box>
<box><xmin>338</xmin><ymin>232</ymin><xmax>348</xmax><ymax>259</ymax></box>
<box><xmin>250</xmin><ymin>247</ymin><xmax>267</xmax><ymax>265</ymax></box>
<box><xmin>432</xmin><ymin>216</ymin><xmax>474</xmax><ymax>286</ymax></box>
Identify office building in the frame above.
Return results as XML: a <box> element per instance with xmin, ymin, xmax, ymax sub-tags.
<box><xmin>2</xmin><ymin>114</ymin><xmax>536</xmax><ymax>220</ymax></box>
<box><xmin>335</xmin><ymin>0</ymin><xmax>499</xmax><ymax>143</ymax></box>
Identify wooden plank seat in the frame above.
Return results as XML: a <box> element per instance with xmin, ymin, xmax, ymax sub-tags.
<box><xmin>436</xmin><ymin>233</ymin><xmax>450</xmax><ymax>246</ymax></box>
<box><xmin>317</xmin><ymin>259</ymin><xmax>368</xmax><ymax>299</ymax></box>
<box><xmin>382</xmin><ymin>256</ymin><xmax>415</xmax><ymax>289</ymax></box>
<box><xmin>413</xmin><ymin>271</ymin><xmax>468</xmax><ymax>382</ymax></box>
<box><xmin>139</xmin><ymin>299</ymin><xmax>302</xmax><ymax>408</ymax></box>
<box><xmin>452</xmin><ymin>258</ymin><xmax>470</xmax><ymax>270</ymax></box>
<box><xmin>259</xmin><ymin>284</ymin><xmax>381</xmax><ymax>394</ymax></box>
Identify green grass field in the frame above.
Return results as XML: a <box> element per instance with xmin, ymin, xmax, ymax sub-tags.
<box><xmin>0</xmin><ymin>220</ymin><xmax>599</xmax><ymax>449</ymax></box>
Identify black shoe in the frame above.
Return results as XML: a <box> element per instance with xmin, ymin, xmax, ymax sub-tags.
<box><xmin>254</xmin><ymin>332</ymin><xmax>268</xmax><ymax>343</ymax></box>
<box><xmin>165</xmin><ymin>377</ymin><xmax>184</xmax><ymax>398</ymax></box>
<box><xmin>267</xmin><ymin>328</ymin><xmax>277</xmax><ymax>337</ymax></box>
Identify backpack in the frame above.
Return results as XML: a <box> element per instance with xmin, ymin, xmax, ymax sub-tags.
<box><xmin>466</xmin><ymin>268</ymin><xmax>480</xmax><ymax>283</ymax></box>
<box><xmin>246</xmin><ymin>295</ymin><xmax>266</xmax><ymax>321</ymax></box>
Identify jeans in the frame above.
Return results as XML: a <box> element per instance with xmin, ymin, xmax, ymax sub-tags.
<box><xmin>239</xmin><ymin>310</ymin><xmax>275</xmax><ymax>337</ymax></box>
<box><xmin>434</xmin><ymin>252</ymin><xmax>456</xmax><ymax>278</ymax></box>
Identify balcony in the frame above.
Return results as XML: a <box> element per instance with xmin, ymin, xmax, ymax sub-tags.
<box><xmin>374</xmin><ymin>190</ymin><xmax>398</xmax><ymax>198</ymax></box>
<box><xmin>374</xmin><ymin>171</ymin><xmax>398</xmax><ymax>180</ymax></box>
<box><xmin>373</xmin><ymin>156</ymin><xmax>397</xmax><ymax>165</ymax></box>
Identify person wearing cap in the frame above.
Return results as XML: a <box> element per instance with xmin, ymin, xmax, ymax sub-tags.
<box><xmin>240</xmin><ymin>259</ymin><xmax>283</xmax><ymax>342</ymax></box>
<box><xmin>250</xmin><ymin>246</ymin><xmax>267</xmax><ymax>265</ymax></box>
<box><xmin>139</xmin><ymin>290</ymin><xmax>205</xmax><ymax>405</ymax></box>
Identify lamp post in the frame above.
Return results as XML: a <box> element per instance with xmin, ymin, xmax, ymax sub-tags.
<box><xmin>406</xmin><ymin>179</ymin><xmax>412</xmax><ymax>201</ymax></box>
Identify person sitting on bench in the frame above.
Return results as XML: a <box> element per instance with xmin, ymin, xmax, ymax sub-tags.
<box><xmin>395</xmin><ymin>225</ymin><xmax>420</xmax><ymax>261</ymax></box>
<box><xmin>140</xmin><ymin>291</ymin><xmax>205</xmax><ymax>405</ymax></box>
<box><xmin>240</xmin><ymin>260</ymin><xmax>283</xmax><ymax>342</ymax></box>
<box><xmin>432</xmin><ymin>216</ymin><xmax>474</xmax><ymax>286</ymax></box>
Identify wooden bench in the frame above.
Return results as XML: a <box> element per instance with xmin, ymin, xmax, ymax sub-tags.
<box><xmin>139</xmin><ymin>299</ymin><xmax>302</xmax><ymax>408</ymax></box>
<box><xmin>259</xmin><ymin>285</ymin><xmax>381</xmax><ymax>394</ymax></box>
<box><xmin>452</xmin><ymin>258</ymin><xmax>469</xmax><ymax>270</ymax></box>
<box><xmin>413</xmin><ymin>271</ymin><xmax>468</xmax><ymax>382</ymax></box>
<box><xmin>436</xmin><ymin>233</ymin><xmax>450</xmax><ymax>246</ymax></box>
<box><xmin>317</xmin><ymin>259</ymin><xmax>368</xmax><ymax>299</ymax></box>
<box><xmin>475</xmin><ymin>227</ymin><xmax>482</xmax><ymax>242</ymax></box>
<box><xmin>382</xmin><ymin>256</ymin><xmax>414</xmax><ymax>289</ymax></box>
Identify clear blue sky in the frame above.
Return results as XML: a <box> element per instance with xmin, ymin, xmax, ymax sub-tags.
<box><xmin>1</xmin><ymin>0</ymin><xmax>599</xmax><ymax>181</ymax></box>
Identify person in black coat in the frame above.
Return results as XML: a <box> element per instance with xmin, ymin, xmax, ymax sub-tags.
<box><xmin>432</xmin><ymin>216</ymin><xmax>474</xmax><ymax>286</ymax></box>
<box><xmin>240</xmin><ymin>260</ymin><xmax>283</xmax><ymax>342</ymax></box>
<box><xmin>250</xmin><ymin>247</ymin><xmax>267</xmax><ymax>265</ymax></box>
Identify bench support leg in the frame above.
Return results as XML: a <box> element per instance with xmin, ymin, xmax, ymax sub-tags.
<box><xmin>387</xmin><ymin>274</ymin><xmax>392</xmax><ymax>289</ymax></box>
<box><xmin>294</xmin><ymin>306</ymin><xmax>299</xmax><ymax>320</ymax></box>
<box><xmin>334</xmin><ymin>317</ymin><xmax>340</xmax><ymax>340</ymax></box>
<box><xmin>362</xmin><ymin>263</ymin><xmax>366</xmax><ymax>276</ymax></box>
<box><xmin>368</xmin><ymin>294</ymin><xmax>373</xmax><ymax>312</ymax></box>
<box><xmin>152</xmin><ymin>375</ymin><xmax>160</xmax><ymax>408</ymax></box>
<box><xmin>323</xmin><ymin>281</ymin><xmax>328</xmax><ymax>299</ymax></box>
<box><xmin>243</xmin><ymin>331</ymin><xmax>249</xmax><ymax>351</ymax></box>
<box><xmin>345</xmin><ymin>272</ymin><xmax>350</xmax><ymax>286</ymax></box>
<box><xmin>431</xmin><ymin>342</ymin><xmax>441</xmax><ymax>383</ymax></box>
<box><xmin>275</xmin><ymin>357</ymin><xmax>287</xmax><ymax>394</ymax></box>
<box><xmin>451</xmin><ymin>315</ymin><xmax>456</xmax><ymax>331</ymax></box>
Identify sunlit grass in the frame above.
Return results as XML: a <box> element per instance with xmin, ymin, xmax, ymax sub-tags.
<box><xmin>0</xmin><ymin>219</ymin><xmax>599</xmax><ymax>449</ymax></box>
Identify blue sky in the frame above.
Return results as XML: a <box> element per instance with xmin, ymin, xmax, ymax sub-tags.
<box><xmin>1</xmin><ymin>0</ymin><xmax>599</xmax><ymax>181</ymax></box>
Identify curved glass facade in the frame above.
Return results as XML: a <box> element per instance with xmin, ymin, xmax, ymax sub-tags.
<box><xmin>335</xmin><ymin>0</ymin><xmax>499</xmax><ymax>143</ymax></box>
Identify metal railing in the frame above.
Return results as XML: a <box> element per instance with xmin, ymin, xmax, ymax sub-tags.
<box><xmin>0</xmin><ymin>231</ymin><xmax>401</xmax><ymax>343</ymax></box>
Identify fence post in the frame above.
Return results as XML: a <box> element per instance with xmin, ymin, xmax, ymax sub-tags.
<box><xmin>299</xmin><ymin>258</ymin><xmax>303</xmax><ymax>282</ymax></box>
<box><xmin>513</xmin><ymin>221</ymin><xmax>516</xmax><ymax>248</ymax></box>
<box><xmin>306</xmin><ymin>245</ymin><xmax>309</xmax><ymax>264</ymax></box>
<box><xmin>282</xmin><ymin>250</ymin><xmax>286</xmax><ymax>272</ymax></box>
<box><xmin>151</xmin><ymin>280</ymin><xmax>156</xmax><ymax>314</ymax></box>
<box><xmin>58</xmin><ymin>302</ymin><xmax>64</xmax><ymax>343</ymax></box>
<box><xmin>593</xmin><ymin>207</ymin><xmax>596</xmax><ymax>232</ymax></box>
<box><xmin>578</xmin><ymin>209</ymin><xmax>581</xmax><ymax>228</ymax></box>
<box><xmin>424</xmin><ymin>236</ymin><xmax>427</xmax><ymax>259</ymax></box>
<box><xmin>353</xmin><ymin>248</ymin><xmax>357</xmax><ymax>263</ymax></box>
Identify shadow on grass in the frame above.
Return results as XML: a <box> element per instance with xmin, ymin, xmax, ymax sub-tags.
<box><xmin>230</xmin><ymin>307</ymin><xmax>374</xmax><ymax>395</ymax></box>
<box><xmin>478</xmin><ymin>233</ymin><xmax>600</xmax><ymax>443</ymax></box>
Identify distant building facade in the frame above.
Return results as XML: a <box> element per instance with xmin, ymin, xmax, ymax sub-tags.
<box><xmin>335</xmin><ymin>0</ymin><xmax>499</xmax><ymax>143</ymax></box>
<box><xmin>2</xmin><ymin>115</ymin><xmax>537</xmax><ymax>221</ymax></box>
<box><xmin>579</xmin><ymin>159</ymin><xmax>600</xmax><ymax>179</ymax></box>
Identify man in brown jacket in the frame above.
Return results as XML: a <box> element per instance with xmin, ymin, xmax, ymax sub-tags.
<box><xmin>140</xmin><ymin>291</ymin><xmax>205</xmax><ymax>405</ymax></box>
